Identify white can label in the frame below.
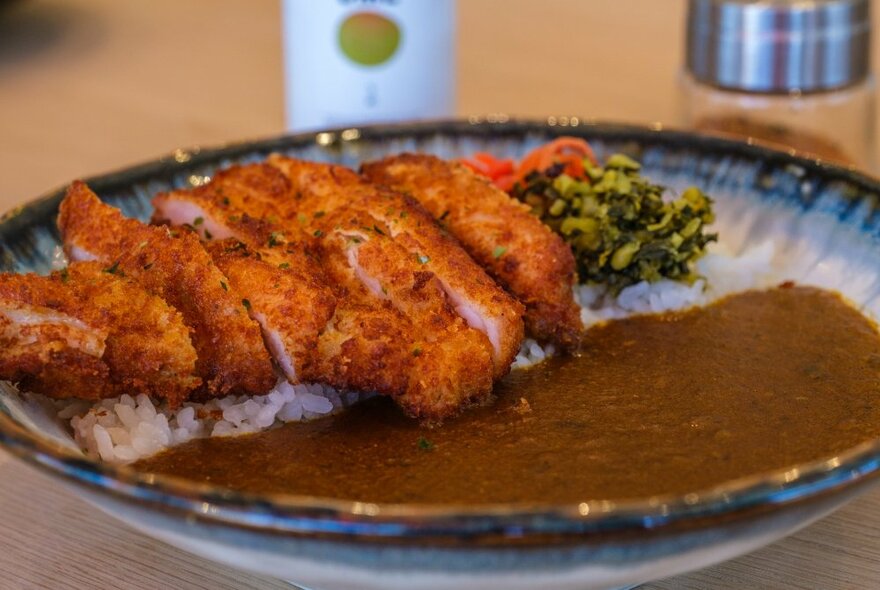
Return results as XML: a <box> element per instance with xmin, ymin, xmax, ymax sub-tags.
<box><xmin>282</xmin><ymin>0</ymin><xmax>456</xmax><ymax>131</ymax></box>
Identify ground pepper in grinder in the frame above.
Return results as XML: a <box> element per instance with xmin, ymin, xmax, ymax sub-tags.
<box><xmin>680</xmin><ymin>0</ymin><xmax>875</xmax><ymax>170</ymax></box>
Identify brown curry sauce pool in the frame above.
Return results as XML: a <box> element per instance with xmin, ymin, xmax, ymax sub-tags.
<box><xmin>137</xmin><ymin>286</ymin><xmax>880</xmax><ymax>503</ymax></box>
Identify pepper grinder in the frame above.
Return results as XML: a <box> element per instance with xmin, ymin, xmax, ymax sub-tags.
<box><xmin>681</xmin><ymin>0</ymin><xmax>875</xmax><ymax>171</ymax></box>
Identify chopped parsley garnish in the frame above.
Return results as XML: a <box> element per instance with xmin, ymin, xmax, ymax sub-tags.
<box><xmin>313</xmin><ymin>211</ymin><xmax>325</xmax><ymax>218</ymax></box>
<box><xmin>297</xmin><ymin>213</ymin><xmax>308</xmax><ymax>225</ymax></box>
<box><xmin>492</xmin><ymin>245</ymin><xmax>507</xmax><ymax>259</ymax></box>
<box><xmin>373</xmin><ymin>224</ymin><xmax>385</xmax><ymax>235</ymax></box>
<box><xmin>242</xmin><ymin>298</ymin><xmax>252</xmax><ymax>311</ymax></box>
<box><xmin>313</xmin><ymin>229</ymin><xmax>324</xmax><ymax>238</ymax></box>
<box><xmin>399</xmin><ymin>210</ymin><xmax>408</xmax><ymax>218</ymax></box>
<box><xmin>59</xmin><ymin>267</ymin><xmax>69</xmax><ymax>283</ymax></box>
<box><xmin>225</xmin><ymin>240</ymin><xmax>247</xmax><ymax>253</ymax></box>
<box><xmin>103</xmin><ymin>260</ymin><xmax>121</xmax><ymax>275</ymax></box>
<box><xmin>193</xmin><ymin>217</ymin><xmax>204</xmax><ymax>226</ymax></box>
<box><xmin>222</xmin><ymin>197</ymin><xmax>231</xmax><ymax>206</ymax></box>
<box><xmin>438</xmin><ymin>210</ymin><xmax>450</xmax><ymax>221</ymax></box>
<box><xmin>204</xmin><ymin>229</ymin><xmax>213</xmax><ymax>240</ymax></box>
<box><xmin>412</xmin><ymin>347</ymin><xmax>422</xmax><ymax>357</ymax></box>
<box><xmin>417</xmin><ymin>437</ymin><xmax>434</xmax><ymax>451</ymax></box>
<box><xmin>228</xmin><ymin>214</ymin><xmax>240</xmax><ymax>223</ymax></box>
<box><xmin>268</xmin><ymin>231</ymin><xmax>284</xmax><ymax>247</ymax></box>
<box><xmin>278</xmin><ymin>262</ymin><xmax>290</xmax><ymax>269</ymax></box>
<box><xmin>143</xmin><ymin>263</ymin><xmax>153</xmax><ymax>270</ymax></box>
<box><xmin>220</xmin><ymin>280</ymin><xmax>228</xmax><ymax>291</ymax></box>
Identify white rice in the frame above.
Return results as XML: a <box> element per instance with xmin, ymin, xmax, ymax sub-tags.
<box><xmin>65</xmin><ymin>379</ymin><xmax>369</xmax><ymax>464</ymax></box>
<box><xmin>56</xmin><ymin>239</ymin><xmax>778</xmax><ymax>464</ymax></box>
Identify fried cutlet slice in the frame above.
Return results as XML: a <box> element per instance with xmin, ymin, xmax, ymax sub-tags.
<box><xmin>0</xmin><ymin>262</ymin><xmax>200</xmax><ymax>404</ymax></box>
<box><xmin>361</xmin><ymin>153</ymin><xmax>584</xmax><ymax>349</ymax></box>
<box><xmin>268</xmin><ymin>155</ymin><xmax>524</xmax><ymax>378</ymax></box>
<box><xmin>57</xmin><ymin>182</ymin><xmax>276</xmax><ymax>398</ymax></box>
<box><xmin>203</xmin><ymin>238</ymin><xmax>335</xmax><ymax>383</ymax></box>
<box><xmin>318</xmin><ymin>207</ymin><xmax>495</xmax><ymax>418</ymax></box>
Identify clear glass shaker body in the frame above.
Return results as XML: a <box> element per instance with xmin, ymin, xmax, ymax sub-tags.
<box><xmin>680</xmin><ymin>72</ymin><xmax>876</xmax><ymax>171</ymax></box>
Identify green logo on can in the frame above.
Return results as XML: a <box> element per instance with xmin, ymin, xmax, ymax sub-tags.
<box><xmin>338</xmin><ymin>12</ymin><xmax>401</xmax><ymax>66</ymax></box>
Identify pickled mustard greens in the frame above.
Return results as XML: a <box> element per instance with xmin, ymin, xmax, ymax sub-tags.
<box><xmin>512</xmin><ymin>154</ymin><xmax>717</xmax><ymax>293</ymax></box>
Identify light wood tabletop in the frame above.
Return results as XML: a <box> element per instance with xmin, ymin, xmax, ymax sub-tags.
<box><xmin>1</xmin><ymin>1</ymin><xmax>879</xmax><ymax>588</ymax></box>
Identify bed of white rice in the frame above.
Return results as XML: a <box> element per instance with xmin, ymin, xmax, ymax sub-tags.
<box><xmin>53</xmin><ymin>239</ymin><xmax>777</xmax><ymax>465</ymax></box>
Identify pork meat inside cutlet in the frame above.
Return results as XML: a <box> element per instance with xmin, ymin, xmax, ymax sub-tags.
<box><xmin>0</xmin><ymin>262</ymin><xmax>200</xmax><ymax>405</ymax></box>
<box><xmin>361</xmin><ymin>153</ymin><xmax>584</xmax><ymax>349</ymax></box>
<box><xmin>268</xmin><ymin>155</ymin><xmax>523</xmax><ymax>374</ymax></box>
<box><xmin>57</xmin><ymin>181</ymin><xmax>276</xmax><ymax>398</ymax></box>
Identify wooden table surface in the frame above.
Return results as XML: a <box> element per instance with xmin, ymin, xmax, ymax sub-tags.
<box><xmin>1</xmin><ymin>1</ymin><xmax>879</xmax><ymax>588</ymax></box>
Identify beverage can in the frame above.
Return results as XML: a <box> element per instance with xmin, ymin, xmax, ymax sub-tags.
<box><xmin>282</xmin><ymin>0</ymin><xmax>456</xmax><ymax>131</ymax></box>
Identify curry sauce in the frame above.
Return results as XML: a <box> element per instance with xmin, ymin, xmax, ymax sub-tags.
<box><xmin>136</xmin><ymin>286</ymin><xmax>880</xmax><ymax>503</ymax></box>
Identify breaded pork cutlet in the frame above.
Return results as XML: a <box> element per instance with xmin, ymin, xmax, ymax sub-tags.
<box><xmin>57</xmin><ymin>182</ymin><xmax>276</xmax><ymax>398</ymax></box>
<box><xmin>268</xmin><ymin>155</ymin><xmax>525</xmax><ymax>378</ymax></box>
<box><xmin>153</xmin><ymin>163</ymin><xmax>491</xmax><ymax>419</ymax></box>
<box><xmin>152</xmin><ymin>166</ymin><xmax>337</xmax><ymax>384</ymax></box>
<box><xmin>361</xmin><ymin>153</ymin><xmax>584</xmax><ymax>349</ymax></box>
<box><xmin>0</xmin><ymin>262</ymin><xmax>200</xmax><ymax>405</ymax></box>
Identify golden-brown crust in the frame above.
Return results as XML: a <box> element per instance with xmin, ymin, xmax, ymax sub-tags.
<box><xmin>266</xmin><ymin>156</ymin><xmax>504</xmax><ymax>420</ymax></box>
<box><xmin>58</xmin><ymin>182</ymin><xmax>276</xmax><ymax>397</ymax></box>
<box><xmin>362</xmin><ymin>153</ymin><xmax>584</xmax><ymax>349</ymax></box>
<box><xmin>270</xmin><ymin>155</ymin><xmax>525</xmax><ymax>378</ymax></box>
<box><xmin>0</xmin><ymin>262</ymin><xmax>200</xmax><ymax>405</ymax></box>
<box><xmin>205</xmin><ymin>239</ymin><xmax>336</xmax><ymax>382</ymax></box>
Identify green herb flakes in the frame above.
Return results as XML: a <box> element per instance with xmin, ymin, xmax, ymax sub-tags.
<box><xmin>417</xmin><ymin>437</ymin><xmax>434</xmax><ymax>451</ymax></box>
<box><xmin>278</xmin><ymin>262</ymin><xmax>290</xmax><ymax>269</ymax></box>
<box><xmin>220</xmin><ymin>280</ymin><xmax>228</xmax><ymax>291</ymax></box>
<box><xmin>193</xmin><ymin>216</ymin><xmax>204</xmax><ymax>226</ymax></box>
<box><xmin>268</xmin><ymin>231</ymin><xmax>284</xmax><ymax>247</ymax></box>
<box><xmin>492</xmin><ymin>245</ymin><xmax>507</xmax><ymax>259</ymax></box>
<box><xmin>242</xmin><ymin>298</ymin><xmax>252</xmax><ymax>311</ymax></box>
<box><xmin>103</xmin><ymin>261</ymin><xmax>121</xmax><ymax>275</ymax></box>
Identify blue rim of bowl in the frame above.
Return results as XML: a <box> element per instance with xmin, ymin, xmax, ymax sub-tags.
<box><xmin>1</xmin><ymin>117</ymin><xmax>880</xmax><ymax>543</ymax></box>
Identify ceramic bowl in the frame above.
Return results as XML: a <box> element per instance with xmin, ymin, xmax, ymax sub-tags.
<box><xmin>2</xmin><ymin>119</ymin><xmax>880</xmax><ymax>590</ymax></box>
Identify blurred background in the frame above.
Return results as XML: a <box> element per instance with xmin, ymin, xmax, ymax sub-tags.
<box><xmin>4</xmin><ymin>0</ymin><xmax>877</xmax><ymax>207</ymax></box>
<box><xmin>2</xmin><ymin>0</ymin><xmax>687</xmax><ymax>206</ymax></box>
